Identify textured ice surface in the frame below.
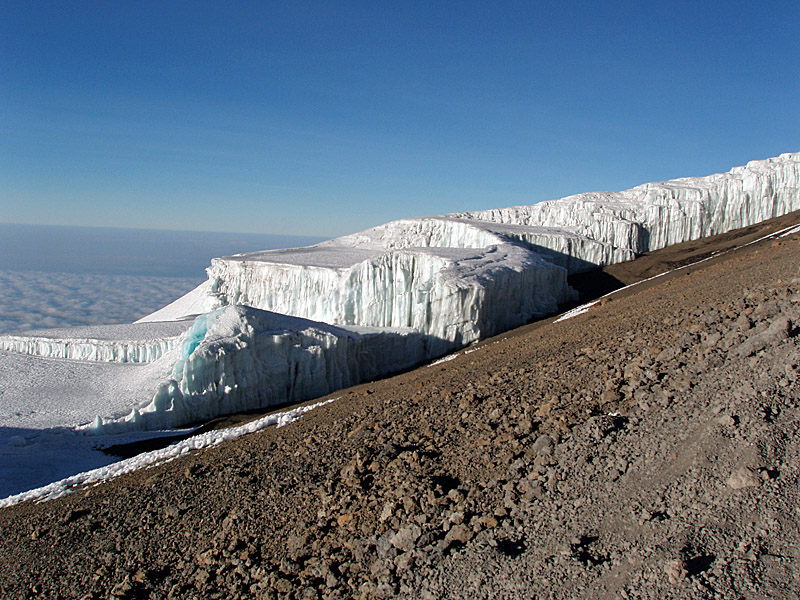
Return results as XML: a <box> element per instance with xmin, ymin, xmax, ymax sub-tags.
<box><xmin>84</xmin><ymin>306</ymin><xmax>426</xmax><ymax>432</ymax></box>
<box><xmin>0</xmin><ymin>321</ymin><xmax>191</xmax><ymax>362</ymax></box>
<box><xmin>144</xmin><ymin>217</ymin><xmax>575</xmax><ymax>352</ymax></box>
<box><xmin>0</xmin><ymin>308</ymin><xmax>422</xmax><ymax>436</ymax></box>
<box><xmin>452</xmin><ymin>152</ymin><xmax>800</xmax><ymax>256</ymax></box>
<box><xmin>3</xmin><ymin>153</ymin><xmax>799</xmax><ymax>444</ymax></box>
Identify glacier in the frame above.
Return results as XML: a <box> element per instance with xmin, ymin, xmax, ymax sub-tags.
<box><xmin>1</xmin><ymin>152</ymin><xmax>799</xmax><ymax>442</ymax></box>
<box><xmin>0</xmin><ymin>321</ymin><xmax>190</xmax><ymax>363</ymax></box>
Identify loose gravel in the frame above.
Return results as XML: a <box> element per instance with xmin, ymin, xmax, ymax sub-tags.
<box><xmin>1</xmin><ymin>219</ymin><xmax>799</xmax><ymax>600</ymax></box>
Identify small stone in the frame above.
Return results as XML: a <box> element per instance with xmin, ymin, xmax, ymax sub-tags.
<box><xmin>447</xmin><ymin>489</ymin><xmax>465</xmax><ymax>504</ymax></box>
<box><xmin>337</xmin><ymin>514</ymin><xmax>353</xmax><ymax>527</ymax></box>
<box><xmin>531</xmin><ymin>434</ymin><xmax>554</xmax><ymax>456</ymax></box>
<box><xmin>600</xmin><ymin>389</ymin><xmax>620</xmax><ymax>404</ymax></box>
<box><xmin>448</xmin><ymin>511</ymin><xmax>465</xmax><ymax>525</ymax></box>
<box><xmin>301</xmin><ymin>587</ymin><xmax>318</xmax><ymax>599</ymax></box>
<box><xmin>728</xmin><ymin>467</ymin><xmax>759</xmax><ymax>489</ymax></box>
<box><xmin>394</xmin><ymin>552</ymin><xmax>414</xmax><ymax>570</ymax></box>
<box><xmin>379</xmin><ymin>502</ymin><xmax>395</xmax><ymax>522</ymax></box>
<box><xmin>445</xmin><ymin>524</ymin><xmax>473</xmax><ymax>545</ymax></box>
<box><xmin>391</xmin><ymin>525</ymin><xmax>421</xmax><ymax>552</ymax></box>
<box><xmin>273</xmin><ymin>577</ymin><xmax>292</xmax><ymax>593</ymax></box>
<box><xmin>480</xmin><ymin>515</ymin><xmax>499</xmax><ymax>529</ymax></box>
<box><xmin>663</xmin><ymin>559</ymin><xmax>686</xmax><ymax>585</ymax></box>
<box><xmin>110</xmin><ymin>575</ymin><xmax>134</xmax><ymax>598</ymax></box>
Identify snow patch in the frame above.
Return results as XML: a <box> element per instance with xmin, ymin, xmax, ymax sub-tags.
<box><xmin>0</xmin><ymin>397</ymin><xmax>337</xmax><ymax>507</ymax></box>
<box><xmin>554</xmin><ymin>301</ymin><xmax>601</xmax><ymax>323</ymax></box>
<box><xmin>429</xmin><ymin>353</ymin><xmax>459</xmax><ymax>366</ymax></box>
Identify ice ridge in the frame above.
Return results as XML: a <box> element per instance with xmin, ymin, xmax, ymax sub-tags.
<box><xmin>0</xmin><ymin>321</ymin><xmax>190</xmax><ymax>363</ymax></box>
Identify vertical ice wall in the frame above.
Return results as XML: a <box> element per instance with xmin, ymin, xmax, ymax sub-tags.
<box><xmin>85</xmin><ymin>306</ymin><xmax>427</xmax><ymax>432</ymax></box>
<box><xmin>452</xmin><ymin>152</ymin><xmax>800</xmax><ymax>258</ymax></box>
<box><xmin>204</xmin><ymin>243</ymin><xmax>573</xmax><ymax>348</ymax></box>
<box><xmin>186</xmin><ymin>153</ymin><xmax>799</xmax><ymax>344</ymax></box>
<box><xmin>0</xmin><ymin>335</ymin><xmax>179</xmax><ymax>363</ymax></box>
<box><xmin>0</xmin><ymin>321</ymin><xmax>191</xmax><ymax>362</ymax></box>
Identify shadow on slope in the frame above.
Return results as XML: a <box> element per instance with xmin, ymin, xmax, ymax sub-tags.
<box><xmin>568</xmin><ymin>209</ymin><xmax>800</xmax><ymax>303</ymax></box>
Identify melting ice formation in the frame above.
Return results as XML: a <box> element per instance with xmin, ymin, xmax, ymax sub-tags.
<box><xmin>2</xmin><ymin>152</ymin><xmax>799</xmax><ymax>435</ymax></box>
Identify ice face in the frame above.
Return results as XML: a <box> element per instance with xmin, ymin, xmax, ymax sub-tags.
<box><xmin>202</xmin><ymin>243</ymin><xmax>571</xmax><ymax>349</ymax></box>
<box><xmin>81</xmin><ymin>306</ymin><xmax>427</xmax><ymax>433</ymax></box>
<box><xmin>144</xmin><ymin>153</ymin><xmax>800</xmax><ymax>334</ymax></box>
<box><xmin>0</xmin><ymin>321</ymin><xmax>191</xmax><ymax>363</ymax></box>
<box><xmin>3</xmin><ymin>152</ymin><xmax>798</xmax><ymax>437</ymax></box>
<box><xmin>451</xmin><ymin>152</ymin><xmax>800</xmax><ymax>256</ymax></box>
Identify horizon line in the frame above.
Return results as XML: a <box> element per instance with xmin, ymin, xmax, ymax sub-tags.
<box><xmin>0</xmin><ymin>221</ymin><xmax>329</xmax><ymax>241</ymax></box>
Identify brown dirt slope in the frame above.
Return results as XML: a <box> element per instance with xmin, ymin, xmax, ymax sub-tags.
<box><xmin>1</xmin><ymin>214</ymin><xmax>799</xmax><ymax>600</ymax></box>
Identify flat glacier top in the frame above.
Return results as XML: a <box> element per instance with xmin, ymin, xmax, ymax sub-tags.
<box><xmin>1</xmin><ymin>319</ymin><xmax>193</xmax><ymax>341</ymax></box>
<box><xmin>472</xmin><ymin>221</ymin><xmax>582</xmax><ymax>239</ymax></box>
<box><xmin>220</xmin><ymin>241</ymin><xmax>487</xmax><ymax>269</ymax></box>
<box><xmin>221</xmin><ymin>245</ymin><xmax>379</xmax><ymax>268</ymax></box>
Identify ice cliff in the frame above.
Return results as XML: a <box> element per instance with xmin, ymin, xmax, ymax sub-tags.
<box><xmin>146</xmin><ymin>153</ymin><xmax>800</xmax><ymax>332</ymax></box>
<box><xmin>0</xmin><ymin>321</ymin><xmax>190</xmax><ymax>363</ymax></box>
<box><xmin>3</xmin><ymin>152</ymin><xmax>798</xmax><ymax>433</ymax></box>
<box><xmin>84</xmin><ymin>307</ymin><xmax>426</xmax><ymax>433</ymax></box>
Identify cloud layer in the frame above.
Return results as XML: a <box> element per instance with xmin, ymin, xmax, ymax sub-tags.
<box><xmin>0</xmin><ymin>269</ymin><xmax>201</xmax><ymax>334</ymax></box>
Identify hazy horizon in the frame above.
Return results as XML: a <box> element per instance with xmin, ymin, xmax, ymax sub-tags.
<box><xmin>0</xmin><ymin>223</ymin><xmax>326</xmax><ymax>278</ymax></box>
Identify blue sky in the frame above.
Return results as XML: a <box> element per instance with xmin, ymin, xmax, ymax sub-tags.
<box><xmin>2</xmin><ymin>1</ymin><xmax>798</xmax><ymax>238</ymax></box>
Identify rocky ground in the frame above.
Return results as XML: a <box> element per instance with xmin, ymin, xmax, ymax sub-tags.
<box><xmin>1</xmin><ymin>215</ymin><xmax>799</xmax><ymax>599</ymax></box>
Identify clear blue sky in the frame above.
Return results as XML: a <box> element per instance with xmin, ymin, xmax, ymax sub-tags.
<box><xmin>2</xmin><ymin>1</ymin><xmax>798</xmax><ymax>238</ymax></box>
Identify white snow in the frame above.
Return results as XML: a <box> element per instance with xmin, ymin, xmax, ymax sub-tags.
<box><xmin>0</xmin><ymin>425</ymin><xmax>195</xmax><ymax>501</ymax></box>
<box><xmin>428</xmin><ymin>353</ymin><xmax>459</xmax><ymax>366</ymax></box>
<box><xmin>0</xmin><ymin>397</ymin><xmax>337</xmax><ymax>507</ymax></box>
<box><xmin>137</xmin><ymin>279</ymin><xmax>214</xmax><ymax>324</ymax></box>
<box><xmin>778</xmin><ymin>223</ymin><xmax>800</xmax><ymax>238</ymax></box>
<box><xmin>0</xmin><ymin>308</ymin><xmax>423</xmax><ymax>439</ymax></box>
<box><xmin>141</xmin><ymin>218</ymin><xmax>575</xmax><ymax>346</ymax></box>
<box><xmin>1</xmin><ymin>152</ymin><xmax>799</xmax><ymax>501</ymax></box>
<box><xmin>554</xmin><ymin>301</ymin><xmax>601</xmax><ymax>323</ymax></box>
<box><xmin>451</xmin><ymin>152</ymin><xmax>800</xmax><ymax>258</ymax></box>
<box><xmin>81</xmin><ymin>306</ymin><xmax>426</xmax><ymax>433</ymax></box>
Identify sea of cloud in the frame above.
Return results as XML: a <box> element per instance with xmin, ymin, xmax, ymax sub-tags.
<box><xmin>0</xmin><ymin>224</ymin><xmax>325</xmax><ymax>334</ymax></box>
<box><xmin>0</xmin><ymin>269</ymin><xmax>201</xmax><ymax>334</ymax></box>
